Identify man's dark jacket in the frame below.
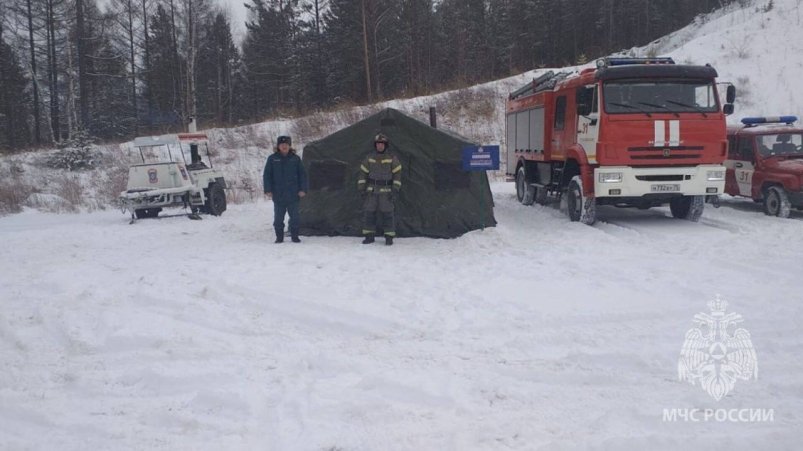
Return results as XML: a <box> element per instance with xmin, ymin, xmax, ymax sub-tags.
<box><xmin>263</xmin><ymin>150</ymin><xmax>308</xmax><ymax>203</ymax></box>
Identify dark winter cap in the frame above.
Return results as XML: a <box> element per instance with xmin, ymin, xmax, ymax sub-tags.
<box><xmin>277</xmin><ymin>135</ymin><xmax>292</xmax><ymax>146</ymax></box>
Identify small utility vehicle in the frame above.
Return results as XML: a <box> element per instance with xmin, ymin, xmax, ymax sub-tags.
<box><xmin>120</xmin><ymin>133</ymin><xmax>227</xmax><ymax>223</ymax></box>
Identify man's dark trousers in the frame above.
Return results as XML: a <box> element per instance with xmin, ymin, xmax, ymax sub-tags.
<box><xmin>274</xmin><ymin>200</ymin><xmax>300</xmax><ymax>236</ymax></box>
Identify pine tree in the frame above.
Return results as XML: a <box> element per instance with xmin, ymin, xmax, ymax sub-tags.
<box><xmin>399</xmin><ymin>0</ymin><xmax>435</xmax><ymax>95</ymax></box>
<box><xmin>298</xmin><ymin>0</ymin><xmax>329</xmax><ymax>107</ymax></box>
<box><xmin>75</xmin><ymin>0</ymin><xmax>90</xmax><ymax>129</ymax></box>
<box><xmin>140</xmin><ymin>0</ymin><xmax>153</xmax><ymax>120</ymax></box>
<box><xmin>241</xmin><ymin>0</ymin><xmax>298</xmax><ymax>116</ymax></box>
<box><xmin>196</xmin><ymin>12</ymin><xmax>239</xmax><ymax>125</ymax></box>
<box><xmin>144</xmin><ymin>4</ymin><xmax>185</xmax><ymax>129</ymax></box>
<box><xmin>108</xmin><ymin>0</ymin><xmax>144</xmax><ymax>133</ymax></box>
<box><xmin>82</xmin><ymin>3</ymin><xmax>132</xmax><ymax>140</ymax></box>
<box><xmin>181</xmin><ymin>0</ymin><xmax>216</xmax><ymax>130</ymax></box>
<box><xmin>25</xmin><ymin>0</ymin><xmax>43</xmax><ymax>144</ymax></box>
<box><xmin>44</xmin><ymin>0</ymin><xmax>67</xmax><ymax>142</ymax></box>
<box><xmin>323</xmin><ymin>0</ymin><xmax>369</xmax><ymax>102</ymax></box>
<box><xmin>0</xmin><ymin>26</ymin><xmax>32</xmax><ymax>151</ymax></box>
<box><xmin>370</xmin><ymin>0</ymin><xmax>405</xmax><ymax>99</ymax></box>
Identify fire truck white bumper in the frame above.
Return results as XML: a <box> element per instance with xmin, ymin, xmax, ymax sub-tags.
<box><xmin>594</xmin><ymin>165</ymin><xmax>726</xmax><ymax>198</ymax></box>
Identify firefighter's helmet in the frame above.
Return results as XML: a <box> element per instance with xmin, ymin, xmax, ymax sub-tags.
<box><xmin>374</xmin><ymin>133</ymin><xmax>389</xmax><ymax>147</ymax></box>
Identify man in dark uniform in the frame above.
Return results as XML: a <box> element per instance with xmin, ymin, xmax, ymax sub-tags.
<box><xmin>357</xmin><ymin>133</ymin><xmax>402</xmax><ymax>245</ymax></box>
<box><xmin>263</xmin><ymin>135</ymin><xmax>308</xmax><ymax>243</ymax></box>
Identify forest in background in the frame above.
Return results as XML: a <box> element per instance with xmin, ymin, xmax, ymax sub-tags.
<box><xmin>0</xmin><ymin>0</ymin><xmax>745</xmax><ymax>152</ymax></box>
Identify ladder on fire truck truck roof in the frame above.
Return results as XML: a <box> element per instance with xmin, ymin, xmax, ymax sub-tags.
<box><xmin>509</xmin><ymin>71</ymin><xmax>570</xmax><ymax>100</ymax></box>
<box><xmin>509</xmin><ymin>57</ymin><xmax>676</xmax><ymax>100</ymax></box>
<box><xmin>598</xmin><ymin>57</ymin><xmax>675</xmax><ymax>67</ymax></box>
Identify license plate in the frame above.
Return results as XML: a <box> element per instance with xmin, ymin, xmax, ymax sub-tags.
<box><xmin>651</xmin><ymin>184</ymin><xmax>680</xmax><ymax>192</ymax></box>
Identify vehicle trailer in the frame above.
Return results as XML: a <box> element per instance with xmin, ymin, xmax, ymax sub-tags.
<box><xmin>725</xmin><ymin>116</ymin><xmax>803</xmax><ymax>218</ymax></box>
<box><xmin>506</xmin><ymin>57</ymin><xmax>735</xmax><ymax>224</ymax></box>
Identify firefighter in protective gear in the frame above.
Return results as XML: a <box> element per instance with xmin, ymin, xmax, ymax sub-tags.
<box><xmin>358</xmin><ymin>133</ymin><xmax>402</xmax><ymax>245</ymax></box>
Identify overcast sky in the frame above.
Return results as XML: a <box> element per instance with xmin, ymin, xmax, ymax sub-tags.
<box><xmin>97</xmin><ymin>0</ymin><xmax>250</xmax><ymax>42</ymax></box>
<box><xmin>218</xmin><ymin>0</ymin><xmax>248</xmax><ymax>42</ymax></box>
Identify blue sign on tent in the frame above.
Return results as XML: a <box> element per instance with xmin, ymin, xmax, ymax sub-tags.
<box><xmin>462</xmin><ymin>145</ymin><xmax>500</xmax><ymax>171</ymax></box>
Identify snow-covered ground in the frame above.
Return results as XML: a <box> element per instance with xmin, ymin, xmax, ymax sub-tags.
<box><xmin>1</xmin><ymin>185</ymin><xmax>802</xmax><ymax>450</ymax></box>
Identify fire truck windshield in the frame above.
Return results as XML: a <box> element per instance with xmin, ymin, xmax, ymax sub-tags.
<box><xmin>603</xmin><ymin>79</ymin><xmax>719</xmax><ymax>115</ymax></box>
<box><xmin>756</xmin><ymin>133</ymin><xmax>803</xmax><ymax>157</ymax></box>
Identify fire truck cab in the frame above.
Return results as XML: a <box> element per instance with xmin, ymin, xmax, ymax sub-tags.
<box><xmin>725</xmin><ymin>116</ymin><xmax>803</xmax><ymax>218</ymax></box>
<box><xmin>506</xmin><ymin>57</ymin><xmax>734</xmax><ymax>225</ymax></box>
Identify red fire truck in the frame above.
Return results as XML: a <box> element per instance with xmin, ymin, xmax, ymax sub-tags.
<box><xmin>724</xmin><ymin>116</ymin><xmax>803</xmax><ymax>218</ymax></box>
<box><xmin>506</xmin><ymin>57</ymin><xmax>735</xmax><ymax>224</ymax></box>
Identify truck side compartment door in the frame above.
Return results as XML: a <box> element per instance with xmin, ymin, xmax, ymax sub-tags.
<box><xmin>506</xmin><ymin>112</ymin><xmax>517</xmax><ymax>175</ymax></box>
<box><xmin>551</xmin><ymin>95</ymin><xmax>568</xmax><ymax>159</ymax></box>
<box><xmin>576</xmin><ymin>85</ymin><xmax>599</xmax><ymax>164</ymax></box>
<box><xmin>724</xmin><ymin>135</ymin><xmax>739</xmax><ymax>195</ymax></box>
<box><xmin>734</xmin><ymin>137</ymin><xmax>756</xmax><ymax>197</ymax></box>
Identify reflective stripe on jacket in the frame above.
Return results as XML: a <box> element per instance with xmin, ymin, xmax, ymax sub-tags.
<box><xmin>357</xmin><ymin>151</ymin><xmax>401</xmax><ymax>192</ymax></box>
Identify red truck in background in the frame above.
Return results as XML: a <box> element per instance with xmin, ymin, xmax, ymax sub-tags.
<box><xmin>506</xmin><ymin>57</ymin><xmax>735</xmax><ymax>225</ymax></box>
<box><xmin>725</xmin><ymin>116</ymin><xmax>803</xmax><ymax>218</ymax></box>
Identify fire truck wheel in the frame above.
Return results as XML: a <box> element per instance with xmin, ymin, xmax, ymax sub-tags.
<box><xmin>567</xmin><ymin>176</ymin><xmax>596</xmax><ymax>225</ymax></box>
<box><xmin>670</xmin><ymin>195</ymin><xmax>704</xmax><ymax>222</ymax></box>
<box><xmin>516</xmin><ymin>166</ymin><xmax>535</xmax><ymax>205</ymax></box>
<box><xmin>763</xmin><ymin>186</ymin><xmax>791</xmax><ymax>218</ymax></box>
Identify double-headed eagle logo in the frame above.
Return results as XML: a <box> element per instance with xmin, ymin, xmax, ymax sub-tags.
<box><xmin>678</xmin><ymin>296</ymin><xmax>758</xmax><ymax>401</ymax></box>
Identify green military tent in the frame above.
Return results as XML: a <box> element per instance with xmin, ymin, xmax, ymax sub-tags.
<box><xmin>299</xmin><ymin>108</ymin><xmax>496</xmax><ymax>238</ymax></box>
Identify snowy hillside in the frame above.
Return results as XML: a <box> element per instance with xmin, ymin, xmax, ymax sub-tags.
<box><xmin>630</xmin><ymin>0</ymin><xmax>803</xmax><ymax>118</ymax></box>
